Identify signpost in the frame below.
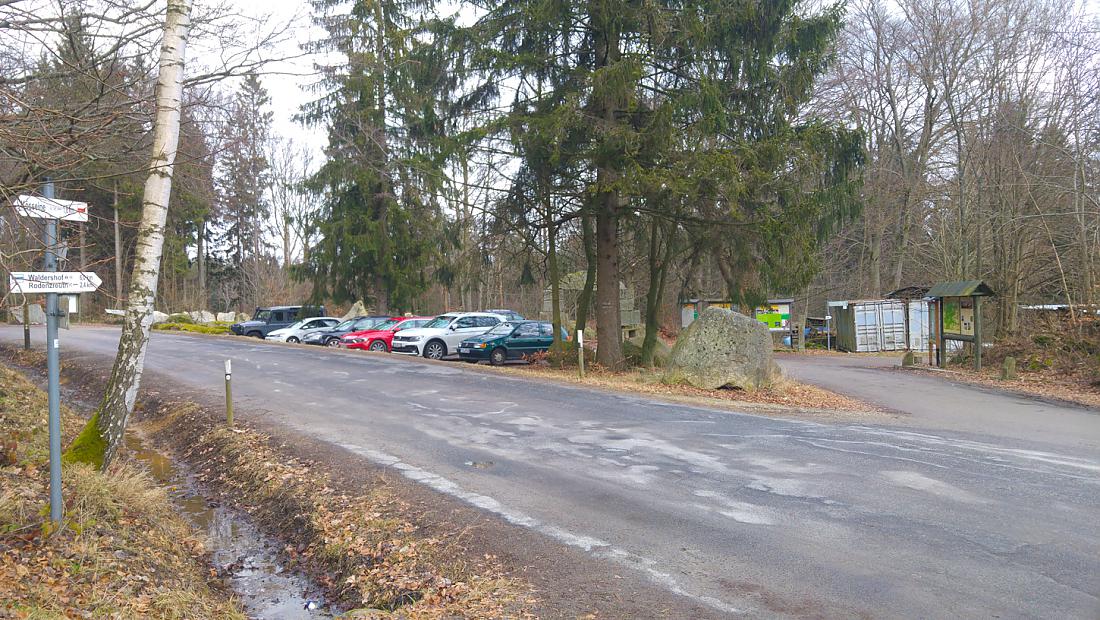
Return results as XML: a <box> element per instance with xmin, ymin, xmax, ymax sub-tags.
<box><xmin>928</xmin><ymin>280</ymin><xmax>994</xmax><ymax>372</ymax></box>
<box><xmin>9</xmin><ymin>271</ymin><xmax>102</xmax><ymax>294</ymax></box>
<box><xmin>9</xmin><ymin>183</ymin><xmax>98</xmax><ymax>527</ymax></box>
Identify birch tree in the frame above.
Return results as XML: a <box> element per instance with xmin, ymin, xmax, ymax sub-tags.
<box><xmin>66</xmin><ymin>0</ymin><xmax>193</xmax><ymax>470</ymax></box>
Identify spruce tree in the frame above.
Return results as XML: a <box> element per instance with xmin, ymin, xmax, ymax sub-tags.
<box><xmin>300</xmin><ymin>0</ymin><xmax>449</xmax><ymax>312</ymax></box>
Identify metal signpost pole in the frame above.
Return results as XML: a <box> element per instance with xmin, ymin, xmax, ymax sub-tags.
<box><xmin>42</xmin><ymin>181</ymin><xmax>64</xmax><ymax>526</ymax></box>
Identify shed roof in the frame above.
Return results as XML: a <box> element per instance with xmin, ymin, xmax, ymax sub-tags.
<box><xmin>926</xmin><ymin>280</ymin><xmax>994</xmax><ymax>298</ymax></box>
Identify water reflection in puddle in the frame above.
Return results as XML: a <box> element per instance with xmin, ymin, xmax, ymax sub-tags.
<box><xmin>126</xmin><ymin>434</ymin><xmax>332</xmax><ymax>619</ymax></box>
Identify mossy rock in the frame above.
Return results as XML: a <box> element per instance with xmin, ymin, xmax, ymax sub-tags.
<box><xmin>166</xmin><ymin>313</ymin><xmax>195</xmax><ymax>324</ymax></box>
<box><xmin>622</xmin><ymin>335</ymin><xmax>671</xmax><ymax>368</ymax></box>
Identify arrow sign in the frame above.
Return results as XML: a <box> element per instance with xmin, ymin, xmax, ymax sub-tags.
<box><xmin>9</xmin><ymin>272</ymin><xmax>102</xmax><ymax>294</ymax></box>
<box><xmin>12</xmin><ymin>195</ymin><xmax>89</xmax><ymax>222</ymax></box>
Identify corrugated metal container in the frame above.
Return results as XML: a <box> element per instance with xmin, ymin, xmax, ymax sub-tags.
<box><xmin>832</xmin><ymin>300</ymin><xmax>923</xmax><ymax>352</ymax></box>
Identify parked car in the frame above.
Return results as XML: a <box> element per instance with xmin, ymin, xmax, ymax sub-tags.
<box><xmin>264</xmin><ymin>317</ymin><xmax>341</xmax><ymax>343</ymax></box>
<box><xmin>231</xmin><ymin>305</ymin><xmax>326</xmax><ymax>338</ymax></box>
<box><xmin>340</xmin><ymin>316</ymin><xmax>432</xmax><ymax>352</ymax></box>
<box><xmin>302</xmin><ymin>315</ymin><xmax>392</xmax><ymax>347</ymax></box>
<box><xmin>391</xmin><ymin>312</ymin><xmax>506</xmax><ymax>359</ymax></box>
<box><xmin>458</xmin><ymin>320</ymin><xmax>567</xmax><ymax>365</ymax></box>
<box><xmin>479</xmin><ymin>308</ymin><xmax>525</xmax><ymax>321</ymax></box>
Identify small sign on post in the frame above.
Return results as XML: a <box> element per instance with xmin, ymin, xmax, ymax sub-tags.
<box><xmin>576</xmin><ymin>329</ymin><xmax>585</xmax><ymax>379</ymax></box>
<box><xmin>13</xmin><ymin>195</ymin><xmax>89</xmax><ymax>222</ymax></box>
<box><xmin>9</xmin><ymin>271</ymin><xmax>102</xmax><ymax>294</ymax></box>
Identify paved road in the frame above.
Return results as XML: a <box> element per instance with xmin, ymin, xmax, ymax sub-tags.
<box><xmin>777</xmin><ymin>353</ymin><xmax>1100</xmax><ymax>451</ymax></box>
<box><xmin>7</xmin><ymin>326</ymin><xmax>1099</xmax><ymax>618</ymax></box>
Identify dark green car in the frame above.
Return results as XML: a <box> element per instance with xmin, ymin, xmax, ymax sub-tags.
<box><xmin>458</xmin><ymin>320</ymin><xmax>568</xmax><ymax>365</ymax></box>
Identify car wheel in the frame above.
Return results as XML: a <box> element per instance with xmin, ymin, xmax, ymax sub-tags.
<box><xmin>423</xmin><ymin>340</ymin><xmax>446</xmax><ymax>360</ymax></box>
<box><xmin>369</xmin><ymin>340</ymin><xmax>388</xmax><ymax>352</ymax></box>
<box><xmin>490</xmin><ymin>347</ymin><xmax>507</xmax><ymax>366</ymax></box>
<box><xmin>286</xmin><ymin>336</ymin><xmax>300</xmax><ymax>344</ymax></box>
<box><xmin>247</xmin><ymin>331</ymin><xmax>263</xmax><ymax>339</ymax></box>
<box><xmin>325</xmin><ymin>337</ymin><xmax>341</xmax><ymax>347</ymax></box>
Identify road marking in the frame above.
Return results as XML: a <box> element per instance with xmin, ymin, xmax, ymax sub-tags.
<box><xmin>335</xmin><ymin>442</ymin><xmax>750</xmax><ymax>616</ymax></box>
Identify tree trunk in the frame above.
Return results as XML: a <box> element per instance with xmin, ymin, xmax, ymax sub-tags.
<box><xmin>575</xmin><ymin>213</ymin><xmax>596</xmax><ymax>333</ymax></box>
<box><xmin>197</xmin><ymin>218</ymin><xmax>207</xmax><ymax>308</ymax></box>
<box><xmin>595</xmin><ymin>194</ymin><xmax>623</xmax><ymax>368</ymax></box>
<box><xmin>641</xmin><ymin>217</ymin><xmax>675</xmax><ymax>367</ymax></box>
<box><xmin>65</xmin><ymin>0</ymin><xmax>192</xmax><ymax>470</ymax></box>
<box><xmin>113</xmin><ymin>183</ymin><xmax>123</xmax><ymax>303</ymax></box>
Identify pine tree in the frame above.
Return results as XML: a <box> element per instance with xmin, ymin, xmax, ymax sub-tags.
<box><xmin>217</xmin><ymin>73</ymin><xmax>273</xmax><ymax>309</ymax></box>
<box><xmin>299</xmin><ymin>0</ymin><xmax>448</xmax><ymax>313</ymax></box>
<box><xmin>463</xmin><ymin>0</ymin><xmax>862</xmax><ymax>367</ymax></box>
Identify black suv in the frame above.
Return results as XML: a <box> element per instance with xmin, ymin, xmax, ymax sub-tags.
<box><xmin>231</xmin><ymin>305</ymin><xmax>326</xmax><ymax>338</ymax></box>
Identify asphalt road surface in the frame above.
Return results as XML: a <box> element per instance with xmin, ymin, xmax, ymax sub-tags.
<box><xmin>6</xmin><ymin>326</ymin><xmax>1099</xmax><ymax>618</ymax></box>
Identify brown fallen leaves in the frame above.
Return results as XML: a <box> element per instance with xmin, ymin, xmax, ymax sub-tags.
<box><xmin>0</xmin><ymin>365</ymin><xmax>244</xmax><ymax>619</ymax></box>
<box><xmin>144</xmin><ymin>403</ymin><xmax>537</xmax><ymax>618</ymax></box>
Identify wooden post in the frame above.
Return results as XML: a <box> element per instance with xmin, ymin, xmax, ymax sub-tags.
<box><xmin>577</xmin><ymin>329</ymin><xmax>585</xmax><ymax>379</ymax></box>
<box><xmin>22</xmin><ymin>305</ymin><xmax>30</xmax><ymax>350</ymax></box>
<box><xmin>973</xmin><ymin>295</ymin><xmax>982</xmax><ymax>372</ymax></box>
<box><xmin>224</xmin><ymin>359</ymin><xmax>233</xmax><ymax>426</ymax></box>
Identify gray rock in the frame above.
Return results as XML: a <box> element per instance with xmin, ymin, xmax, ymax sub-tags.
<box><xmin>216</xmin><ymin>312</ymin><xmax>236</xmax><ymax>323</ymax></box>
<box><xmin>9</xmin><ymin>303</ymin><xmax>45</xmax><ymax>325</ymax></box>
<box><xmin>341</xmin><ymin>300</ymin><xmax>368</xmax><ymax>320</ymax></box>
<box><xmin>188</xmin><ymin>310</ymin><xmax>216</xmax><ymax>324</ymax></box>
<box><xmin>664</xmin><ymin>307</ymin><xmax>780</xmax><ymax>390</ymax></box>
<box><xmin>151</xmin><ymin>310</ymin><xmax>169</xmax><ymax>324</ymax></box>
<box><xmin>623</xmin><ymin>334</ymin><xmax>672</xmax><ymax>367</ymax></box>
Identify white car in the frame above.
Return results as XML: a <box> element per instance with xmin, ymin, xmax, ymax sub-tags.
<box><xmin>391</xmin><ymin>312</ymin><xmax>506</xmax><ymax>359</ymax></box>
<box><xmin>264</xmin><ymin>317</ymin><xmax>340</xmax><ymax>344</ymax></box>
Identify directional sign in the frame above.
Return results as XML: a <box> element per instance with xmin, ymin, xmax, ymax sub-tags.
<box><xmin>12</xmin><ymin>195</ymin><xmax>89</xmax><ymax>222</ymax></box>
<box><xmin>9</xmin><ymin>271</ymin><xmax>102</xmax><ymax>294</ymax></box>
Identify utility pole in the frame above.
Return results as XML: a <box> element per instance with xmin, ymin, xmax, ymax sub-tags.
<box><xmin>113</xmin><ymin>182</ymin><xmax>123</xmax><ymax>303</ymax></box>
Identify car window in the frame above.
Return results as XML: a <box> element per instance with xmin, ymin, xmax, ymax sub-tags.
<box><xmin>479</xmin><ymin>316</ymin><xmax>500</xmax><ymax>327</ymax></box>
<box><xmin>486</xmin><ymin>322</ymin><xmax>516</xmax><ymax>336</ymax></box>
<box><xmin>287</xmin><ymin>308</ymin><xmax>299</xmax><ymax>320</ymax></box>
<box><xmin>305</xmin><ymin>319</ymin><xmax>327</xmax><ymax>329</ymax></box>
<box><xmin>396</xmin><ymin>319</ymin><xmax>428</xmax><ymax>331</ymax></box>
<box><xmin>334</xmin><ymin>319</ymin><xmax>356</xmax><ymax>330</ymax></box>
<box><xmin>253</xmin><ymin>309</ymin><xmax>271</xmax><ymax>322</ymax></box>
<box><xmin>353</xmin><ymin>317</ymin><xmax>382</xmax><ymax>330</ymax></box>
<box><xmin>272</xmin><ymin>311</ymin><xmax>286</xmax><ymax>323</ymax></box>
<box><xmin>455</xmin><ymin>317</ymin><xmax>478</xmax><ymax>329</ymax></box>
<box><xmin>423</xmin><ymin>315</ymin><xmax>454</xmax><ymax>329</ymax></box>
<box><xmin>538</xmin><ymin>323</ymin><xmax>554</xmax><ymax>337</ymax></box>
<box><xmin>515</xmin><ymin>323</ymin><xmax>540</xmax><ymax>337</ymax></box>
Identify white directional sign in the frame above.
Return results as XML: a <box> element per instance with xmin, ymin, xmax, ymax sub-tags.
<box><xmin>12</xmin><ymin>195</ymin><xmax>89</xmax><ymax>222</ymax></box>
<box><xmin>9</xmin><ymin>271</ymin><xmax>102</xmax><ymax>294</ymax></box>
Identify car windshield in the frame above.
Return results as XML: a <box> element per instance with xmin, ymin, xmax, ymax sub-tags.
<box><xmin>285</xmin><ymin>320</ymin><xmax>307</xmax><ymax>330</ymax></box>
<box><xmin>253</xmin><ymin>309</ymin><xmax>271</xmax><ymax>322</ymax></box>
<box><xmin>422</xmin><ymin>315</ymin><xmax>455</xmax><ymax>329</ymax></box>
<box><xmin>485</xmin><ymin>322</ymin><xmax>516</xmax><ymax>336</ymax></box>
<box><xmin>355</xmin><ymin>317</ymin><xmax>385</xmax><ymax>330</ymax></box>
<box><xmin>371</xmin><ymin>319</ymin><xmax>400</xmax><ymax>331</ymax></box>
<box><xmin>334</xmin><ymin>319</ymin><xmax>356</xmax><ymax>330</ymax></box>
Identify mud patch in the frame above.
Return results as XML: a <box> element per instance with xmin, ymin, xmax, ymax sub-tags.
<box><xmin>126</xmin><ymin>434</ymin><xmax>333</xmax><ymax>619</ymax></box>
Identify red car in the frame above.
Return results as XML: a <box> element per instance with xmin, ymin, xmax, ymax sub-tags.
<box><xmin>340</xmin><ymin>316</ymin><xmax>433</xmax><ymax>352</ymax></box>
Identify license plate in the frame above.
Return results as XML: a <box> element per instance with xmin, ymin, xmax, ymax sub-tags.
<box><xmin>459</xmin><ymin>348</ymin><xmax>470</xmax><ymax>354</ymax></box>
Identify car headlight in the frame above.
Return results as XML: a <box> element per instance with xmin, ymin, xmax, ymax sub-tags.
<box><xmin>344</xmin><ymin>338</ymin><xmax>363</xmax><ymax>344</ymax></box>
<box><xmin>403</xmin><ymin>335</ymin><xmax>422</xmax><ymax>342</ymax></box>
<box><xmin>474</xmin><ymin>343</ymin><xmax>488</xmax><ymax>349</ymax></box>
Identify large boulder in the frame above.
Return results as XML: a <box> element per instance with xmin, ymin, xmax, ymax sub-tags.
<box><xmin>342</xmin><ymin>300</ymin><xmax>368</xmax><ymax>320</ymax></box>
<box><xmin>216</xmin><ymin>312</ymin><xmax>236</xmax><ymax>323</ymax></box>
<box><xmin>151</xmin><ymin>311</ymin><xmax>170</xmax><ymax>324</ymax></box>
<box><xmin>9</xmin><ymin>304</ymin><xmax>46</xmax><ymax>325</ymax></box>
<box><xmin>187</xmin><ymin>310</ymin><xmax>216</xmax><ymax>324</ymax></box>
<box><xmin>664</xmin><ymin>307</ymin><xmax>779</xmax><ymax>390</ymax></box>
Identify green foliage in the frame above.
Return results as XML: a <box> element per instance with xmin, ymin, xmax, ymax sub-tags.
<box><xmin>298</xmin><ymin>0</ymin><xmax>450</xmax><ymax>312</ymax></box>
<box><xmin>151</xmin><ymin>323</ymin><xmax>232</xmax><ymax>335</ymax></box>
<box><xmin>166</xmin><ymin>313</ymin><xmax>195</xmax><ymax>324</ymax></box>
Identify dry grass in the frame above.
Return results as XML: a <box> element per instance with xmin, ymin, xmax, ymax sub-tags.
<box><xmin>490</xmin><ymin>363</ymin><xmax>878</xmax><ymax>417</ymax></box>
<box><xmin>142</xmin><ymin>403</ymin><xmax>537</xmax><ymax>618</ymax></box>
<box><xmin>0</xmin><ymin>364</ymin><xmax>244</xmax><ymax>619</ymax></box>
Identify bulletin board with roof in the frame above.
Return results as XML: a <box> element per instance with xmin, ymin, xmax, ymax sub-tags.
<box><xmin>927</xmin><ymin>280</ymin><xmax>994</xmax><ymax>371</ymax></box>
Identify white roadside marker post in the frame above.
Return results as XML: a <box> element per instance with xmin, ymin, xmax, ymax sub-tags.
<box><xmin>224</xmin><ymin>359</ymin><xmax>233</xmax><ymax>427</ymax></box>
<box><xmin>577</xmin><ymin>329</ymin><xmax>585</xmax><ymax>379</ymax></box>
<box><xmin>10</xmin><ymin>186</ymin><xmax>96</xmax><ymax>528</ymax></box>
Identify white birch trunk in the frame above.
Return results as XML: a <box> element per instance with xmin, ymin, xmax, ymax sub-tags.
<box><xmin>66</xmin><ymin>0</ymin><xmax>193</xmax><ymax>470</ymax></box>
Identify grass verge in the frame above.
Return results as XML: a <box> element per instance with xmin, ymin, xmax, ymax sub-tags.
<box><xmin>0</xmin><ymin>364</ymin><xmax>244</xmax><ymax>619</ymax></box>
<box><xmin>141</xmin><ymin>402</ymin><xmax>536</xmax><ymax>618</ymax></box>
<box><xmin>152</xmin><ymin>322</ymin><xmax>232</xmax><ymax>335</ymax></box>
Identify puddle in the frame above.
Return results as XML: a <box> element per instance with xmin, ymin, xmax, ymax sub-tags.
<box><xmin>126</xmin><ymin>434</ymin><xmax>333</xmax><ymax>619</ymax></box>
